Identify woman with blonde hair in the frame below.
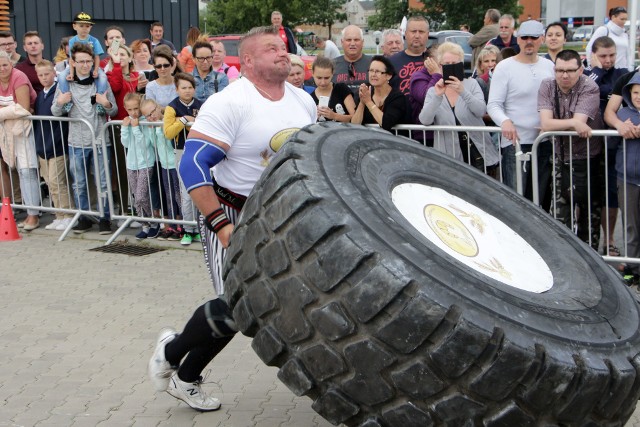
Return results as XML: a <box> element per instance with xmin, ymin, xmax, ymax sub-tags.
<box><xmin>419</xmin><ymin>42</ymin><xmax>500</xmax><ymax>177</ymax></box>
<box><xmin>287</xmin><ymin>54</ymin><xmax>314</xmax><ymax>93</ymax></box>
<box><xmin>177</xmin><ymin>27</ymin><xmax>200</xmax><ymax>73</ymax></box>
<box><xmin>474</xmin><ymin>44</ymin><xmax>501</xmax><ymax>102</ymax></box>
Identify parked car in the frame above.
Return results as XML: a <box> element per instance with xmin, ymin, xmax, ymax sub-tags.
<box><xmin>209</xmin><ymin>34</ymin><xmax>315</xmax><ymax>79</ymax></box>
<box><xmin>572</xmin><ymin>25</ymin><xmax>595</xmax><ymax>41</ymax></box>
<box><xmin>427</xmin><ymin>30</ymin><xmax>473</xmax><ymax>76</ymax></box>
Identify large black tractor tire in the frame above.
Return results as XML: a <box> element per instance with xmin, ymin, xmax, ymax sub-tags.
<box><xmin>223</xmin><ymin>123</ymin><xmax>640</xmax><ymax>427</ymax></box>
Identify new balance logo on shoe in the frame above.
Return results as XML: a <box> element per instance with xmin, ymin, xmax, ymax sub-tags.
<box><xmin>188</xmin><ymin>387</ymin><xmax>198</xmax><ymax>396</ymax></box>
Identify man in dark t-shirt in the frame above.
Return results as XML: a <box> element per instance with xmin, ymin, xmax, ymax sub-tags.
<box><xmin>604</xmin><ymin>69</ymin><xmax>638</xmax><ymax>137</ymax></box>
<box><xmin>389</xmin><ymin>16</ymin><xmax>430</xmax><ymax>96</ymax></box>
<box><xmin>332</xmin><ymin>25</ymin><xmax>371</xmax><ymax>104</ymax></box>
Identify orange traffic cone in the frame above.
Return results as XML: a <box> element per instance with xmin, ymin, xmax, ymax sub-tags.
<box><xmin>0</xmin><ymin>197</ymin><xmax>20</xmax><ymax>241</ymax></box>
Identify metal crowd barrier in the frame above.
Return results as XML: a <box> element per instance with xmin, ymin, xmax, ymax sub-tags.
<box><xmin>390</xmin><ymin>124</ymin><xmax>533</xmax><ymax>188</ymax></box>
<box><xmin>101</xmin><ymin>120</ymin><xmax>198</xmax><ymax>245</ymax></box>
<box><xmin>0</xmin><ymin>116</ymin><xmax>107</xmax><ymax>241</ymax></box>
<box><xmin>2</xmin><ymin>116</ymin><xmax>638</xmax><ymax>269</ymax></box>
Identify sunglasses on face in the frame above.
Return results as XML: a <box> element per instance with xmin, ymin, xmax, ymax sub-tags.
<box><xmin>520</xmin><ymin>36</ymin><xmax>540</xmax><ymax>41</ymax></box>
<box><xmin>348</xmin><ymin>62</ymin><xmax>356</xmax><ymax>78</ymax></box>
<box><xmin>154</xmin><ymin>63</ymin><xmax>171</xmax><ymax>69</ymax></box>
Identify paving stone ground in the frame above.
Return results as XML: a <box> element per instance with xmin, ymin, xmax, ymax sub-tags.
<box><xmin>0</xmin><ymin>215</ymin><xmax>639</xmax><ymax>426</ymax></box>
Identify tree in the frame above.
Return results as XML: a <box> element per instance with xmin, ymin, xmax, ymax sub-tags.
<box><xmin>200</xmin><ymin>0</ymin><xmax>347</xmax><ymax>36</ymax></box>
<box><xmin>368</xmin><ymin>0</ymin><xmax>522</xmax><ymax>33</ymax></box>
<box><xmin>299</xmin><ymin>0</ymin><xmax>347</xmax><ymax>37</ymax></box>
<box><xmin>426</xmin><ymin>0</ymin><xmax>522</xmax><ymax>33</ymax></box>
<box><xmin>368</xmin><ymin>0</ymin><xmax>407</xmax><ymax>30</ymax></box>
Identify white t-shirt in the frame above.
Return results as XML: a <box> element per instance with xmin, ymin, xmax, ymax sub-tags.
<box><xmin>324</xmin><ymin>40</ymin><xmax>341</xmax><ymax>60</ymax></box>
<box><xmin>487</xmin><ymin>56</ymin><xmax>555</xmax><ymax>147</ymax></box>
<box><xmin>191</xmin><ymin>78</ymin><xmax>316</xmax><ymax>196</ymax></box>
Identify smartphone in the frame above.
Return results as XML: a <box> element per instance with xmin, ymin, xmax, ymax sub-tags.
<box><xmin>318</xmin><ymin>96</ymin><xmax>330</xmax><ymax>108</ymax></box>
<box><xmin>442</xmin><ymin>62</ymin><xmax>465</xmax><ymax>83</ymax></box>
<box><xmin>110</xmin><ymin>38</ymin><xmax>121</xmax><ymax>55</ymax></box>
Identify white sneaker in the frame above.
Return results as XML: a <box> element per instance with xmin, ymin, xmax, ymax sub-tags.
<box><xmin>55</xmin><ymin>218</ymin><xmax>73</xmax><ymax>231</ymax></box>
<box><xmin>45</xmin><ymin>219</ymin><xmax>61</xmax><ymax>230</ymax></box>
<box><xmin>148</xmin><ymin>328</ymin><xmax>178</xmax><ymax>392</ymax></box>
<box><xmin>167</xmin><ymin>372</ymin><xmax>221</xmax><ymax>411</ymax></box>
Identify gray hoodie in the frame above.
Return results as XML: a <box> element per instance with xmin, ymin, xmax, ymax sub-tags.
<box><xmin>50</xmin><ymin>76</ymin><xmax>118</xmax><ymax>148</ymax></box>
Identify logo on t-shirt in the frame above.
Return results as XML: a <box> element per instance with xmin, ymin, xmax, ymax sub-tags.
<box><xmin>260</xmin><ymin>127</ymin><xmax>300</xmax><ymax>166</ymax></box>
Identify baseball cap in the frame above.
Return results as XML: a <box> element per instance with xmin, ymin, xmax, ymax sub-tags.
<box><xmin>73</xmin><ymin>12</ymin><xmax>95</xmax><ymax>25</ymax></box>
<box><xmin>518</xmin><ymin>20</ymin><xmax>544</xmax><ymax>37</ymax></box>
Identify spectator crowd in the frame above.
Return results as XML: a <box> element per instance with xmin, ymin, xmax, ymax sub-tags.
<box><xmin>2</xmin><ymin>8</ymin><xmax>640</xmax><ymax>282</ymax></box>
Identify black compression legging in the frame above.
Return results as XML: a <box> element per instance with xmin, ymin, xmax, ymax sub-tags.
<box><xmin>164</xmin><ymin>299</ymin><xmax>237</xmax><ymax>383</ymax></box>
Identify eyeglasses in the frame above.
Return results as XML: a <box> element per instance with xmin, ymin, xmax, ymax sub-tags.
<box><xmin>368</xmin><ymin>69</ymin><xmax>387</xmax><ymax>75</ymax></box>
<box><xmin>348</xmin><ymin>62</ymin><xmax>356</xmax><ymax>78</ymax></box>
<box><xmin>195</xmin><ymin>56</ymin><xmax>213</xmax><ymax>62</ymax></box>
<box><xmin>555</xmin><ymin>68</ymin><xmax>580</xmax><ymax>75</ymax></box>
<box><xmin>0</xmin><ymin>42</ymin><xmax>15</xmax><ymax>48</ymax></box>
<box><xmin>75</xmin><ymin>60</ymin><xmax>93</xmax><ymax>65</ymax></box>
<box><xmin>520</xmin><ymin>36</ymin><xmax>540</xmax><ymax>41</ymax></box>
<box><xmin>154</xmin><ymin>63</ymin><xmax>171</xmax><ymax>69</ymax></box>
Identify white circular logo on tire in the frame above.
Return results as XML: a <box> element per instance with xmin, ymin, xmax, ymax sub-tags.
<box><xmin>392</xmin><ymin>183</ymin><xmax>553</xmax><ymax>293</ymax></box>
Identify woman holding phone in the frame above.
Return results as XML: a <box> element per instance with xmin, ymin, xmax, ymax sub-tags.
<box><xmin>350</xmin><ymin>55</ymin><xmax>408</xmax><ymax>132</ymax></box>
<box><xmin>130</xmin><ymin>39</ymin><xmax>156</xmax><ymax>94</ymax></box>
<box><xmin>419</xmin><ymin>42</ymin><xmax>500</xmax><ymax>177</ymax></box>
<box><xmin>310</xmin><ymin>56</ymin><xmax>355</xmax><ymax>122</ymax></box>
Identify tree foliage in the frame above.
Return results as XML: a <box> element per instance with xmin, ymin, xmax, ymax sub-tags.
<box><xmin>367</xmin><ymin>0</ymin><xmax>406</xmax><ymax>30</ymax></box>
<box><xmin>367</xmin><ymin>0</ymin><xmax>522</xmax><ymax>33</ymax></box>
<box><xmin>199</xmin><ymin>0</ymin><xmax>347</xmax><ymax>36</ymax></box>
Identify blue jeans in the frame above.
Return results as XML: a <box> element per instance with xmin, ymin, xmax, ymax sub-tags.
<box><xmin>18</xmin><ymin>167</ymin><xmax>40</xmax><ymax>215</ymax></box>
<box><xmin>501</xmin><ymin>145</ymin><xmax>516</xmax><ymax>190</ymax></box>
<box><xmin>69</xmin><ymin>146</ymin><xmax>111</xmax><ymax>220</ymax></box>
<box><xmin>58</xmin><ymin>67</ymin><xmax>108</xmax><ymax>94</ymax></box>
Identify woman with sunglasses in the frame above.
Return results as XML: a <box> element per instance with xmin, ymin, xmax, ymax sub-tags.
<box><xmin>145</xmin><ymin>46</ymin><xmax>179</xmax><ymax>107</ymax></box>
<box><xmin>350</xmin><ymin>55</ymin><xmax>408</xmax><ymax>132</ymax></box>
<box><xmin>586</xmin><ymin>6</ymin><xmax>631</xmax><ymax>70</ymax></box>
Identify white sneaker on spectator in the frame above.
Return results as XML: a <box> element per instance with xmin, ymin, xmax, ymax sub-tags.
<box><xmin>55</xmin><ymin>218</ymin><xmax>73</xmax><ymax>231</ymax></box>
<box><xmin>45</xmin><ymin>219</ymin><xmax>61</xmax><ymax>230</ymax></box>
<box><xmin>167</xmin><ymin>372</ymin><xmax>221</xmax><ymax>411</ymax></box>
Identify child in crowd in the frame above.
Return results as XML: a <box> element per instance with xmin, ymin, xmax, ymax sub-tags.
<box><xmin>163</xmin><ymin>72</ymin><xmax>203</xmax><ymax>246</ymax></box>
<box><xmin>34</xmin><ymin>60</ymin><xmax>74</xmax><ymax>231</ymax></box>
<box><xmin>617</xmin><ymin>77</ymin><xmax>640</xmax><ymax>283</ymax></box>
<box><xmin>617</xmin><ymin>75</ymin><xmax>640</xmax><ymax>284</ymax></box>
<box><xmin>51</xmin><ymin>42</ymin><xmax>118</xmax><ymax>235</ymax></box>
<box><xmin>58</xmin><ymin>12</ymin><xmax>109</xmax><ymax>112</ymax></box>
<box><xmin>141</xmin><ymin>98</ymin><xmax>182</xmax><ymax>241</ymax></box>
<box><xmin>121</xmin><ymin>92</ymin><xmax>159</xmax><ymax>239</ymax></box>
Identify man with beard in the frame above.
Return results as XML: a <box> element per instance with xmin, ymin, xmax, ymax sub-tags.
<box><xmin>488</xmin><ymin>20</ymin><xmax>554</xmax><ymax>198</ymax></box>
<box><xmin>489</xmin><ymin>14</ymin><xmax>519</xmax><ymax>53</ymax></box>
<box><xmin>147</xmin><ymin>26</ymin><xmax>316</xmax><ymax>412</ymax></box>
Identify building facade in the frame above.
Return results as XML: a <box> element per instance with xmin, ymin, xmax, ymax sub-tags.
<box><xmin>518</xmin><ymin>0</ymin><xmax>626</xmax><ymax>28</ymax></box>
<box><xmin>8</xmin><ymin>0</ymin><xmax>198</xmax><ymax>60</ymax></box>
